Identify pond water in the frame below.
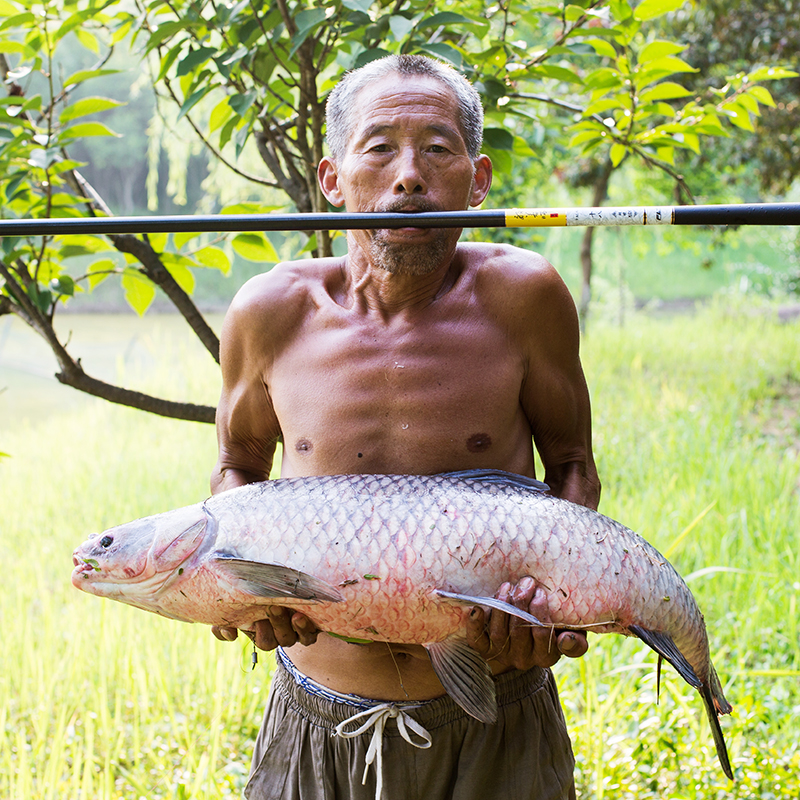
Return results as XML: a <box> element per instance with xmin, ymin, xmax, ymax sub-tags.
<box><xmin>0</xmin><ymin>312</ymin><xmax>224</xmax><ymax>431</ymax></box>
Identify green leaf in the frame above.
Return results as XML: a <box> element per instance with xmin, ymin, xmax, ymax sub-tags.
<box><xmin>86</xmin><ymin>259</ymin><xmax>117</xmax><ymax>290</ymax></box>
<box><xmin>26</xmin><ymin>283</ymin><xmax>52</xmax><ymax>314</ymax></box>
<box><xmin>57</xmin><ymin>235</ymin><xmax>111</xmax><ymax>258</ymax></box>
<box><xmin>176</xmin><ymin>46</ymin><xmax>216</xmax><ymax>77</ymax></box>
<box><xmin>121</xmin><ymin>269</ymin><xmax>156</xmax><ymax>316</ymax></box>
<box><xmin>638</xmin><ymin>40</ymin><xmax>686</xmax><ymax>65</ymax></box>
<box><xmin>418</xmin><ymin>12</ymin><xmax>478</xmax><ymax>29</ymax></box>
<box><xmin>638</xmin><ymin>82</ymin><xmax>692</xmax><ymax>103</ymax></box>
<box><xmin>532</xmin><ymin>64</ymin><xmax>584</xmax><ymax>85</ymax></box>
<box><xmin>0</xmin><ymin>0</ymin><xmax>20</xmax><ymax>15</ymax></box>
<box><xmin>744</xmin><ymin>66</ymin><xmax>799</xmax><ymax>82</ymax></box>
<box><xmin>177</xmin><ymin>86</ymin><xmax>211</xmax><ymax>121</ymax></box>
<box><xmin>737</xmin><ymin>93</ymin><xmax>761</xmax><ymax>116</ymax></box>
<box><xmin>229</xmin><ymin>91</ymin><xmax>256</xmax><ymax>117</ymax></box>
<box><xmin>209</xmin><ymin>97</ymin><xmax>234</xmax><ymax>133</ymax></box>
<box><xmin>74</xmin><ymin>27</ymin><xmax>100</xmax><ymax>55</ymax></box>
<box><xmin>633</xmin><ymin>0</ymin><xmax>687</xmax><ymax>22</ymax></box>
<box><xmin>290</xmin><ymin>8</ymin><xmax>327</xmax><ymax>58</ymax></box>
<box><xmin>638</xmin><ymin>55</ymin><xmax>698</xmax><ymax>76</ymax></box>
<box><xmin>389</xmin><ymin>14</ymin><xmax>415</xmax><ymax>41</ymax></box>
<box><xmin>721</xmin><ymin>101</ymin><xmax>754</xmax><ymax>132</ymax></box>
<box><xmin>584</xmin><ymin>97</ymin><xmax>624</xmax><ymax>116</ymax></box>
<box><xmin>231</xmin><ymin>232</ymin><xmax>279</xmax><ymax>263</ymax></box>
<box><xmin>584</xmin><ymin>38</ymin><xmax>617</xmax><ymax>59</ymax></box>
<box><xmin>62</xmin><ymin>69</ymin><xmax>119</xmax><ymax>90</ymax></box>
<box><xmin>147</xmin><ymin>232</ymin><xmax>168</xmax><ymax>252</ymax></box>
<box><xmin>483</xmin><ymin>127</ymin><xmax>514</xmax><ymax>150</ymax></box>
<box><xmin>569</xmin><ymin>129</ymin><xmax>604</xmax><ymax>148</ymax></box>
<box><xmin>608</xmin><ymin>0</ymin><xmax>634</xmax><ymax>21</ymax></box>
<box><xmin>49</xmin><ymin>274</ymin><xmax>75</xmax><ymax>297</ymax></box>
<box><xmin>342</xmin><ymin>0</ymin><xmax>372</xmax><ymax>11</ymax></box>
<box><xmin>746</xmin><ymin>85</ymin><xmax>776</xmax><ymax>108</ymax></box>
<box><xmin>162</xmin><ymin>256</ymin><xmax>195</xmax><ymax>294</ymax></box>
<box><xmin>609</xmin><ymin>142</ymin><xmax>626</xmax><ymax>166</ymax></box>
<box><xmin>59</xmin><ymin>97</ymin><xmax>125</xmax><ymax>124</ymax></box>
<box><xmin>173</xmin><ymin>231</ymin><xmax>201</xmax><ymax>249</ymax></box>
<box><xmin>193</xmin><ymin>246</ymin><xmax>231</xmax><ymax>274</ymax></box>
<box><xmin>157</xmin><ymin>42</ymin><xmax>184</xmax><ymax>81</ymax></box>
<box><xmin>656</xmin><ymin>145</ymin><xmax>674</xmax><ymax>164</ymax></box>
<box><xmin>416</xmin><ymin>43</ymin><xmax>463</xmax><ymax>68</ymax></box>
<box><xmin>60</xmin><ymin>122</ymin><xmax>120</xmax><ymax>140</ymax></box>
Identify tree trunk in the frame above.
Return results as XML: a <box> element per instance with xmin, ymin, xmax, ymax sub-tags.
<box><xmin>578</xmin><ymin>157</ymin><xmax>615</xmax><ymax>332</ymax></box>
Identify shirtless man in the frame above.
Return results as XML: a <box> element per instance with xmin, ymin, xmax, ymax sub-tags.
<box><xmin>211</xmin><ymin>55</ymin><xmax>600</xmax><ymax>800</ymax></box>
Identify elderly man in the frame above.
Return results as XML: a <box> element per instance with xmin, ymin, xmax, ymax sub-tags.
<box><xmin>211</xmin><ymin>55</ymin><xmax>600</xmax><ymax>800</ymax></box>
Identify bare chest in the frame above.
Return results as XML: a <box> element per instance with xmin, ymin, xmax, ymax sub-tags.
<box><xmin>267</xmin><ymin>311</ymin><xmax>532</xmax><ymax>475</ymax></box>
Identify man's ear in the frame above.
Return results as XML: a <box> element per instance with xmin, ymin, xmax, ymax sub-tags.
<box><xmin>469</xmin><ymin>155</ymin><xmax>493</xmax><ymax>208</ymax></box>
<box><xmin>318</xmin><ymin>157</ymin><xmax>345</xmax><ymax>208</ymax></box>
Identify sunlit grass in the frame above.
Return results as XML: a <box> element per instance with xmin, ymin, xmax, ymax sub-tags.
<box><xmin>1</xmin><ymin>302</ymin><xmax>798</xmax><ymax>798</ymax></box>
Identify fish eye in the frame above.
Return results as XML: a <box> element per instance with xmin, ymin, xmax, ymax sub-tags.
<box><xmin>100</xmin><ymin>536</ymin><xmax>114</xmax><ymax>548</ymax></box>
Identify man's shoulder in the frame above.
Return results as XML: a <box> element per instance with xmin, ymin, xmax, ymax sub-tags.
<box><xmin>457</xmin><ymin>241</ymin><xmax>568</xmax><ymax>301</ymax></box>
<box><xmin>226</xmin><ymin>256</ymin><xmax>342</xmax><ymax>322</ymax></box>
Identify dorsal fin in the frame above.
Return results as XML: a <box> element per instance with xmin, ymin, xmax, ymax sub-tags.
<box><xmin>442</xmin><ymin>469</ymin><xmax>549</xmax><ymax>493</ymax></box>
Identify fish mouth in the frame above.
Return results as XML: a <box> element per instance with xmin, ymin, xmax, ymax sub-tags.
<box><xmin>72</xmin><ymin>554</ymin><xmax>101</xmax><ymax>580</ymax></box>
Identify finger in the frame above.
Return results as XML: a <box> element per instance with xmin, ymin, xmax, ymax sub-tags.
<box><xmin>250</xmin><ymin>618</ymin><xmax>280</xmax><ymax>650</ymax></box>
<box><xmin>263</xmin><ymin>606</ymin><xmax>301</xmax><ymax>648</ymax></box>
<box><xmin>212</xmin><ymin>625</ymin><xmax>238</xmax><ymax>642</ymax></box>
<box><xmin>557</xmin><ymin>630</ymin><xmax>588</xmax><ymax>659</ymax></box>
<box><xmin>487</xmin><ymin>583</ymin><xmax>513</xmax><ymax>658</ymax></box>
<box><xmin>465</xmin><ymin>605</ymin><xmax>490</xmax><ymax>655</ymax></box>
<box><xmin>292</xmin><ymin>613</ymin><xmax>320</xmax><ymax>646</ymax></box>
<box><xmin>506</xmin><ymin>577</ymin><xmax>537</xmax><ymax>658</ymax></box>
<box><xmin>528</xmin><ymin>585</ymin><xmax>561</xmax><ymax>668</ymax></box>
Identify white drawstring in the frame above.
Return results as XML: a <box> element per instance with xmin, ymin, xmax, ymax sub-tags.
<box><xmin>334</xmin><ymin>703</ymin><xmax>432</xmax><ymax>800</ymax></box>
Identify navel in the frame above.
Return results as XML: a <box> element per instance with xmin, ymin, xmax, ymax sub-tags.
<box><xmin>466</xmin><ymin>433</ymin><xmax>492</xmax><ymax>453</ymax></box>
<box><xmin>295</xmin><ymin>438</ymin><xmax>314</xmax><ymax>454</ymax></box>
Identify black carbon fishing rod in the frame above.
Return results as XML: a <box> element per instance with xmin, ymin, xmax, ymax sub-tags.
<box><xmin>1</xmin><ymin>202</ymin><xmax>799</xmax><ymax>237</ymax></box>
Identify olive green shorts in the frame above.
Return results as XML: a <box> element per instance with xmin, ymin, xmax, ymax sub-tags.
<box><xmin>244</xmin><ymin>654</ymin><xmax>576</xmax><ymax>800</ymax></box>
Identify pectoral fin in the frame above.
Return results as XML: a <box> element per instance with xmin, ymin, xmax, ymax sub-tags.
<box><xmin>212</xmin><ymin>555</ymin><xmax>344</xmax><ymax>603</ymax></box>
<box><xmin>435</xmin><ymin>589</ymin><xmax>546</xmax><ymax>626</ymax></box>
<box><xmin>628</xmin><ymin>625</ymin><xmax>702</xmax><ymax>688</ymax></box>
<box><xmin>424</xmin><ymin>636</ymin><xmax>497</xmax><ymax>723</ymax></box>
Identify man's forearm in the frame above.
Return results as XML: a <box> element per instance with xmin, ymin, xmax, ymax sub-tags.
<box><xmin>545</xmin><ymin>461</ymin><xmax>601</xmax><ymax>510</ymax></box>
<box><xmin>210</xmin><ymin>464</ymin><xmax>268</xmax><ymax>495</ymax></box>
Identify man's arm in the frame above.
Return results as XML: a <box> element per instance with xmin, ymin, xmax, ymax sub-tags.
<box><xmin>469</xmin><ymin>248</ymin><xmax>600</xmax><ymax>669</ymax></box>
<box><xmin>211</xmin><ymin>271</ymin><xmax>320</xmax><ymax>649</ymax></box>
<box><xmin>517</xmin><ymin>256</ymin><xmax>600</xmax><ymax>510</ymax></box>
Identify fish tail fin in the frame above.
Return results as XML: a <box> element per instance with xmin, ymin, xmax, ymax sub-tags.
<box><xmin>700</xmin><ymin>678</ymin><xmax>734</xmax><ymax>780</ymax></box>
<box><xmin>709</xmin><ymin>663</ymin><xmax>733</xmax><ymax>716</ymax></box>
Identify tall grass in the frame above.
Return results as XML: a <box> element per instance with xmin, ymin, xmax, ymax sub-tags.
<box><xmin>1</xmin><ymin>303</ymin><xmax>798</xmax><ymax>798</ymax></box>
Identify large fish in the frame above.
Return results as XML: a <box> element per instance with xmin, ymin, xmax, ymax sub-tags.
<box><xmin>71</xmin><ymin>469</ymin><xmax>733</xmax><ymax>777</ymax></box>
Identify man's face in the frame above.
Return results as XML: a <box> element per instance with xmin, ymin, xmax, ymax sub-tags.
<box><xmin>319</xmin><ymin>74</ymin><xmax>491</xmax><ymax>275</ymax></box>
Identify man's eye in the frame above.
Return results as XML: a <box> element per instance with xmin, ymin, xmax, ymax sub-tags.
<box><xmin>370</xmin><ymin>144</ymin><xmax>390</xmax><ymax>153</ymax></box>
<box><xmin>429</xmin><ymin>145</ymin><xmax>446</xmax><ymax>154</ymax></box>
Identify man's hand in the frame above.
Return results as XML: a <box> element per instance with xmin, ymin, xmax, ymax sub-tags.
<box><xmin>466</xmin><ymin>577</ymin><xmax>588</xmax><ymax>671</ymax></box>
<box><xmin>211</xmin><ymin>607</ymin><xmax>319</xmax><ymax>650</ymax></box>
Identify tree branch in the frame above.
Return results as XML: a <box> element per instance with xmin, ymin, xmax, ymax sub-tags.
<box><xmin>109</xmin><ymin>234</ymin><xmax>221</xmax><ymax>363</ymax></box>
<box><xmin>0</xmin><ymin>259</ymin><xmax>216</xmax><ymax>423</ymax></box>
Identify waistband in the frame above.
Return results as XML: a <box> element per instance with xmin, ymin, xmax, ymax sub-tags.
<box><xmin>272</xmin><ymin>647</ymin><xmax>550</xmax><ymax>733</ymax></box>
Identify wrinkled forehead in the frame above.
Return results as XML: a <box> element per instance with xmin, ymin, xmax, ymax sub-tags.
<box><xmin>347</xmin><ymin>73</ymin><xmax>466</xmax><ymax>146</ymax></box>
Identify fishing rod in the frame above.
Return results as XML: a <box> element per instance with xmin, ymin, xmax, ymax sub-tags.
<box><xmin>0</xmin><ymin>202</ymin><xmax>798</xmax><ymax>237</ymax></box>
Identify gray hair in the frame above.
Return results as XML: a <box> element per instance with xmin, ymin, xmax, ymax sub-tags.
<box><xmin>325</xmin><ymin>55</ymin><xmax>484</xmax><ymax>162</ymax></box>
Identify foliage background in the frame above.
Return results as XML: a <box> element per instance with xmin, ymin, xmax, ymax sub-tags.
<box><xmin>2</xmin><ymin>0</ymin><xmax>800</xmax><ymax>797</ymax></box>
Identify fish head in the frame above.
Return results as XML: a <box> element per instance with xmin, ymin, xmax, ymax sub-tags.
<box><xmin>71</xmin><ymin>503</ymin><xmax>210</xmax><ymax>606</ymax></box>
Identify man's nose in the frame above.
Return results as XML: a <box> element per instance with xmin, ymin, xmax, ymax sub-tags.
<box><xmin>393</xmin><ymin>148</ymin><xmax>426</xmax><ymax>195</ymax></box>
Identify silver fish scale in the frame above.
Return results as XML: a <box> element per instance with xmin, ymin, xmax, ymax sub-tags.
<box><xmin>202</xmin><ymin>473</ymin><xmax>708</xmax><ymax>673</ymax></box>
<box><xmin>73</xmin><ymin>470</ymin><xmax>732</xmax><ymax>777</ymax></box>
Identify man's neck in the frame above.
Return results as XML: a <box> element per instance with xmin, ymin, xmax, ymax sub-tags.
<box><xmin>342</xmin><ymin>245</ymin><xmax>462</xmax><ymax>316</ymax></box>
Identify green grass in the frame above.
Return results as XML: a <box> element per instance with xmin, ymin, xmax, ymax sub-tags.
<box><xmin>1</xmin><ymin>302</ymin><xmax>799</xmax><ymax>798</ymax></box>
